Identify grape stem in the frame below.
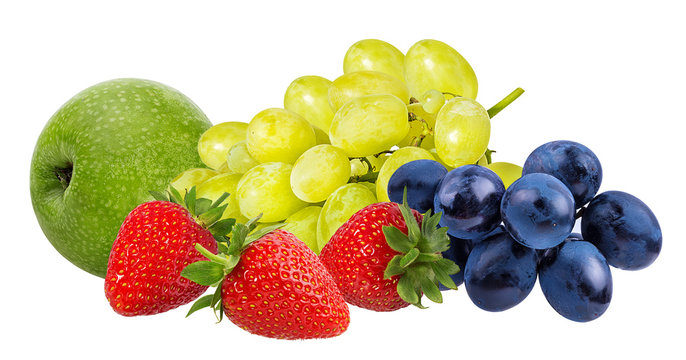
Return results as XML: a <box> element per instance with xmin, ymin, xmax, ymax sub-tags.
<box><xmin>351</xmin><ymin>171</ymin><xmax>379</xmax><ymax>183</ymax></box>
<box><xmin>575</xmin><ymin>206</ymin><xmax>586</xmax><ymax>219</ymax></box>
<box><xmin>487</xmin><ymin>87</ymin><xmax>525</xmax><ymax>118</ymax></box>
<box><xmin>484</xmin><ymin>149</ymin><xmax>495</xmax><ymax>164</ymax></box>
<box><xmin>407</xmin><ymin>112</ymin><xmax>433</xmax><ymax>147</ymax></box>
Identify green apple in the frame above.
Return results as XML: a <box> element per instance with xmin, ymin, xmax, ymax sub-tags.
<box><xmin>30</xmin><ymin>78</ymin><xmax>212</xmax><ymax>278</ymax></box>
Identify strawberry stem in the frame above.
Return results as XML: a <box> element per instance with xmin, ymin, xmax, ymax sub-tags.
<box><xmin>195</xmin><ymin>243</ymin><xmax>231</xmax><ymax>267</ymax></box>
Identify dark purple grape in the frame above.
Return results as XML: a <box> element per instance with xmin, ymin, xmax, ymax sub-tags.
<box><xmin>500</xmin><ymin>173</ymin><xmax>575</xmax><ymax>249</ymax></box>
<box><xmin>581</xmin><ymin>191</ymin><xmax>661</xmax><ymax>270</ymax></box>
<box><xmin>523</xmin><ymin>140</ymin><xmax>602</xmax><ymax>208</ymax></box>
<box><xmin>438</xmin><ymin>235</ymin><xmax>473</xmax><ymax>291</ymax></box>
<box><xmin>387</xmin><ymin>159</ymin><xmax>447</xmax><ymax>213</ymax></box>
<box><xmin>538</xmin><ymin>240</ymin><xmax>613</xmax><ymax>322</ymax></box>
<box><xmin>433</xmin><ymin>165</ymin><xmax>505</xmax><ymax>240</ymax></box>
<box><xmin>536</xmin><ymin>232</ymin><xmax>583</xmax><ymax>267</ymax></box>
<box><xmin>464</xmin><ymin>232</ymin><xmax>537</xmax><ymax>312</ymax></box>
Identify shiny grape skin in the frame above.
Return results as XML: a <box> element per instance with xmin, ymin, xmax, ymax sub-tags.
<box><xmin>523</xmin><ymin>140</ymin><xmax>602</xmax><ymax>208</ymax></box>
<box><xmin>536</xmin><ymin>232</ymin><xmax>583</xmax><ymax>267</ymax></box>
<box><xmin>464</xmin><ymin>232</ymin><xmax>538</xmax><ymax>312</ymax></box>
<box><xmin>538</xmin><ymin>240</ymin><xmax>613</xmax><ymax>322</ymax></box>
<box><xmin>581</xmin><ymin>191</ymin><xmax>662</xmax><ymax>270</ymax></box>
<box><xmin>433</xmin><ymin>165</ymin><xmax>505</xmax><ymax>240</ymax></box>
<box><xmin>438</xmin><ymin>235</ymin><xmax>473</xmax><ymax>291</ymax></box>
<box><xmin>387</xmin><ymin>159</ymin><xmax>448</xmax><ymax>213</ymax></box>
<box><xmin>500</xmin><ymin>173</ymin><xmax>576</xmax><ymax>250</ymax></box>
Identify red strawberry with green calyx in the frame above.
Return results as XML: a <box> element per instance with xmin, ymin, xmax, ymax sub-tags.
<box><xmin>105</xmin><ymin>187</ymin><xmax>235</xmax><ymax>316</ymax></box>
<box><xmin>183</xmin><ymin>218</ymin><xmax>350</xmax><ymax>340</ymax></box>
<box><xmin>319</xmin><ymin>192</ymin><xmax>460</xmax><ymax>311</ymax></box>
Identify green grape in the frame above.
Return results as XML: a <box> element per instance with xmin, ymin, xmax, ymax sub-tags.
<box><xmin>283</xmin><ymin>206</ymin><xmax>322</xmax><ymax>254</ymax></box>
<box><xmin>226</xmin><ymin>140</ymin><xmax>259</xmax><ymax>174</ymax></box>
<box><xmin>246</xmin><ymin>108</ymin><xmax>317</xmax><ymax>164</ymax></box>
<box><xmin>428</xmin><ymin>148</ymin><xmax>454</xmax><ymax>171</ymax></box>
<box><xmin>329</xmin><ymin>94</ymin><xmax>410</xmax><ymax>157</ymax></box>
<box><xmin>169</xmin><ymin>168</ymin><xmax>218</xmax><ymax>194</ymax></box>
<box><xmin>197</xmin><ymin>122</ymin><xmax>248</xmax><ymax>170</ymax></box>
<box><xmin>284</xmin><ymin>75</ymin><xmax>335</xmax><ymax>133</ymax></box>
<box><xmin>290</xmin><ymin>145</ymin><xmax>351</xmax><ymax>203</ymax></box>
<box><xmin>404</xmin><ymin>39</ymin><xmax>478</xmax><ymax>100</ymax></box>
<box><xmin>485</xmin><ymin>162</ymin><xmax>523</xmax><ymax>189</ymax></box>
<box><xmin>421</xmin><ymin>89</ymin><xmax>446</xmax><ymax>114</ymax></box>
<box><xmin>398</xmin><ymin>102</ymin><xmax>436</xmax><ymax>149</ymax></box>
<box><xmin>357</xmin><ymin>181</ymin><xmax>377</xmax><ymax>197</ymax></box>
<box><xmin>376</xmin><ymin>146</ymin><xmax>435</xmax><ymax>202</ymax></box>
<box><xmin>434</xmin><ymin>97</ymin><xmax>490</xmax><ymax>168</ymax></box>
<box><xmin>316</xmin><ymin>183</ymin><xmax>377</xmax><ymax>251</ymax></box>
<box><xmin>313</xmin><ymin>126</ymin><xmax>331</xmax><ymax>144</ymax></box>
<box><xmin>343</xmin><ymin>39</ymin><xmax>405</xmax><ymax>82</ymax></box>
<box><xmin>195</xmin><ymin>172</ymin><xmax>245</xmax><ymax>221</ymax></box>
<box><xmin>328</xmin><ymin>71</ymin><xmax>409</xmax><ymax>111</ymax></box>
<box><xmin>349</xmin><ymin>155</ymin><xmax>386</xmax><ymax>177</ymax></box>
<box><xmin>236</xmin><ymin>162</ymin><xmax>308</xmax><ymax>222</ymax></box>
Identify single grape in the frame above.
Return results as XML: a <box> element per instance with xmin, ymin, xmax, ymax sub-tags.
<box><xmin>195</xmin><ymin>172</ymin><xmax>245</xmax><ymax>221</ymax></box>
<box><xmin>343</xmin><ymin>39</ymin><xmax>405</xmax><ymax>82</ymax></box>
<box><xmin>246</xmin><ymin>108</ymin><xmax>316</xmax><ymax>164</ymax></box>
<box><xmin>376</xmin><ymin>146</ymin><xmax>435</xmax><ymax>202</ymax></box>
<box><xmin>439</xmin><ymin>235</ymin><xmax>473</xmax><ymax>290</ymax></box>
<box><xmin>485</xmin><ymin>162</ymin><xmax>523</xmax><ymax>189</ymax></box>
<box><xmin>329</xmin><ymin>94</ymin><xmax>410</xmax><ymax>157</ymax></box>
<box><xmin>523</xmin><ymin>140</ymin><xmax>602</xmax><ymax>208</ymax></box>
<box><xmin>434</xmin><ymin>97</ymin><xmax>490</xmax><ymax>168</ymax></box>
<box><xmin>464</xmin><ymin>231</ymin><xmax>537</xmax><ymax>312</ymax></box>
<box><xmin>581</xmin><ymin>191</ymin><xmax>661</xmax><ymax>270</ymax></box>
<box><xmin>284</xmin><ymin>75</ymin><xmax>335</xmax><ymax>133</ymax></box>
<box><xmin>290</xmin><ymin>144</ymin><xmax>351</xmax><ymax>203</ymax></box>
<box><xmin>501</xmin><ymin>173</ymin><xmax>576</xmax><ymax>250</ymax></box>
<box><xmin>404</xmin><ymin>39</ymin><xmax>478</xmax><ymax>100</ymax></box>
<box><xmin>387</xmin><ymin>159</ymin><xmax>447</xmax><ymax>213</ymax></box>
<box><xmin>226</xmin><ymin>140</ymin><xmax>260</xmax><ymax>174</ymax></box>
<box><xmin>328</xmin><ymin>71</ymin><xmax>409</xmax><ymax>111</ymax></box>
<box><xmin>538</xmin><ymin>240</ymin><xmax>612</xmax><ymax>322</ymax></box>
<box><xmin>235</xmin><ymin>162</ymin><xmax>308</xmax><ymax>222</ymax></box>
<box><xmin>397</xmin><ymin>102</ymin><xmax>436</xmax><ymax>149</ymax></box>
<box><xmin>420</xmin><ymin>89</ymin><xmax>446</xmax><ymax>114</ymax></box>
<box><xmin>316</xmin><ymin>183</ymin><xmax>377</xmax><ymax>250</ymax></box>
<box><xmin>283</xmin><ymin>206</ymin><xmax>322</xmax><ymax>254</ymax></box>
<box><xmin>169</xmin><ymin>168</ymin><xmax>218</xmax><ymax>195</ymax></box>
<box><xmin>434</xmin><ymin>165</ymin><xmax>505</xmax><ymax>240</ymax></box>
<box><xmin>197</xmin><ymin>122</ymin><xmax>248</xmax><ymax>170</ymax></box>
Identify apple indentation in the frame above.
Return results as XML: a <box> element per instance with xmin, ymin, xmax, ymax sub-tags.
<box><xmin>54</xmin><ymin>163</ymin><xmax>73</xmax><ymax>190</ymax></box>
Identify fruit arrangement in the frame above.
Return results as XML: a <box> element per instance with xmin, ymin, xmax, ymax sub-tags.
<box><xmin>30</xmin><ymin>38</ymin><xmax>662</xmax><ymax>340</ymax></box>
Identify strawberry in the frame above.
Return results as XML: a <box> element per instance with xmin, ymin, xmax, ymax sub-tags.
<box><xmin>184</xmin><ymin>221</ymin><xmax>350</xmax><ymax>340</ymax></box>
<box><xmin>105</xmin><ymin>187</ymin><xmax>233</xmax><ymax>316</ymax></box>
<box><xmin>319</xmin><ymin>194</ymin><xmax>460</xmax><ymax>311</ymax></box>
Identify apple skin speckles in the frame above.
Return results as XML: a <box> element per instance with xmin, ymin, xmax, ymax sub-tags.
<box><xmin>30</xmin><ymin>78</ymin><xmax>211</xmax><ymax>278</ymax></box>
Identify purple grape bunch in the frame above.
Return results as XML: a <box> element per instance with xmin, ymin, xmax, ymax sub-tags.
<box><xmin>387</xmin><ymin>140</ymin><xmax>662</xmax><ymax>322</ymax></box>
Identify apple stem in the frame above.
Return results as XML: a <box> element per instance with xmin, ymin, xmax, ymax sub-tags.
<box><xmin>487</xmin><ymin>87</ymin><xmax>525</xmax><ymax>118</ymax></box>
<box><xmin>54</xmin><ymin>163</ymin><xmax>73</xmax><ymax>190</ymax></box>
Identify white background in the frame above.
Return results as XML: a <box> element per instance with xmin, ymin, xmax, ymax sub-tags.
<box><xmin>2</xmin><ymin>0</ymin><xmax>684</xmax><ymax>359</ymax></box>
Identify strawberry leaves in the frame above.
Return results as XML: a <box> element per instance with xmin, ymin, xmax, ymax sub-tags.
<box><xmin>383</xmin><ymin>189</ymin><xmax>461</xmax><ymax>308</ymax></box>
<box><xmin>182</xmin><ymin>214</ymin><xmax>285</xmax><ymax>320</ymax></box>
